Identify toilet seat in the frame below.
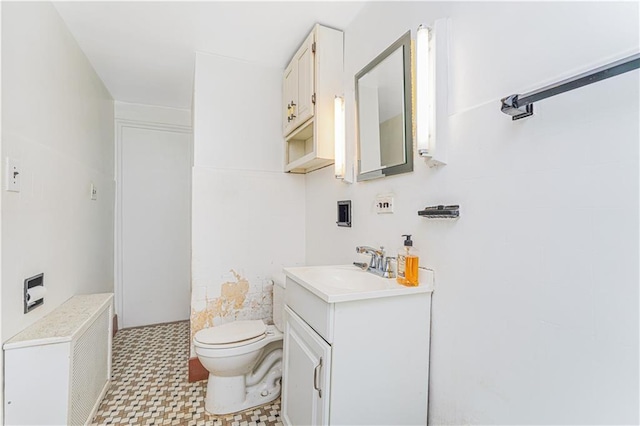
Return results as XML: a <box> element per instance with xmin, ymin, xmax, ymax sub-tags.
<box><xmin>195</xmin><ymin>320</ymin><xmax>267</xmax><ymax>348</ymax></box>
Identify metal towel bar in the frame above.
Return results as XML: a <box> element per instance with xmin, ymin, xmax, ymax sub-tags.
<box><xmin>501</xmin><ymin>53</ymin><xmax>640</xmax><ymax>120</ymax></box>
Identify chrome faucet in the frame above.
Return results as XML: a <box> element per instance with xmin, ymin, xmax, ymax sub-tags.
<box><xmin>355</xmin><ymin>246</ymin><xmax>395</xmax><ymax>278</ymax></box>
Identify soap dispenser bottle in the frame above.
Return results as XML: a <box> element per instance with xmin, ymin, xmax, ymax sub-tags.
<box><xmin>397</xmin><ymin>234</ymin><xmax>419</xmax><ymax>286</ymax></box>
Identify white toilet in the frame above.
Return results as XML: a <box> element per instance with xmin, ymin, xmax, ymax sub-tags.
<box><xmin>194</xmin><ymin>276</ymin><xmax>285</xmax><ymax>415</ymax></box>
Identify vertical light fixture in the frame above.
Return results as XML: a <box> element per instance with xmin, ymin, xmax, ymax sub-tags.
<box><xmin>334</xmin><ymin>95</ymin><xmax>346</xmax><ymax>179</ymax></box>
<box><xmin>416</xmin><ymin>18</ymin><xmax>449</xmax><ymax>166</ymax></box>
<box><xmin>416</xmin><ymin>24</ymin><xmax>432</xmax><ymax>158</ymax></box>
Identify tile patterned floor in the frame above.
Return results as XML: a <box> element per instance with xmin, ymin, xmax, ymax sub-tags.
<box><xmin>91</xmin><ymin>321</ymin><xmax>283</xmax><ymax>426</ymax></box>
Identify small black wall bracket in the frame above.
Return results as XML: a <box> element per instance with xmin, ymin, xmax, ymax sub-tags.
<box><xmin>418</xmin><ymin>205</ymin><xmax>460</xmax><ymax>219</ymax></box>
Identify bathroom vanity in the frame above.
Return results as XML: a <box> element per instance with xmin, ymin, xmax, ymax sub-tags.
<box><xmin>282</xmin><ymin>265</ymin><xmax>434</xmax><ymax>425</ymax></box>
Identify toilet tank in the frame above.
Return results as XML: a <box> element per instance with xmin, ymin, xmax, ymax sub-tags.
<box><xmin>272</xmin><ymin>274</ymin><xmax>286</xmax><ymax>332</ymax></box>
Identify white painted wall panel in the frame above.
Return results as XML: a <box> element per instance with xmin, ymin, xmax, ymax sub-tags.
<box><xmin>305</xmin><ymin>2</ymin><xmax>639</xmax><ymax>424</ymax></box>
<box><xmin>1</xmin><ymin>2</ymin><xmax>114</xmax><ymax>342</ymax></box>
<box><xmin>193</xmin><ymin>52</ymin><xmax>283</xmax><ymax>172</ymax></box>
<box><xmin>192</xmin><ymin>168</ymin><xmax>306</xmax><ymax>289</ymax></box>
<box><xmin>191</xmin><ymin>52</ymin><xmax>306</xmax><ymax>356</ymax></box>
<box><xmin>0</xmin><ymin>3</ymin><xmax>4</xmax><ymax>415</ymax></box>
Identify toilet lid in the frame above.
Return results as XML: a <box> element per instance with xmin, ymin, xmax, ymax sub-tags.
<box><xmin>194</xmin><ymin>320</ymin><xmax>266</xmax><ymax>345</ymax></box>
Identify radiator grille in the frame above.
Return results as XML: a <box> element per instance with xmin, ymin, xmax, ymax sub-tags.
<box><xmin>69</xmin><ymin>307</ymin><xmax>110</xmax><ymax>425</ymax></box>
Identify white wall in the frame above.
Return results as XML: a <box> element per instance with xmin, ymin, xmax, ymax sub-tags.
<box><xmin>190</xmin><ymin>52</ymin><xmax>305</xmax><ymax>355</ymax></box>
<box><xmin>306</xmin><ymin>2</ymin><xmax>639</xmax><ymax>424</ymax></box>
<box><xmin>0</xmin><ymin>2</ymin><xmax>4</xmax><ymax>420</ymax></box>
<box><xmin>1</xmin><ymin>2</ymin><xmax>115</xmax><ymax>341</ymax></box>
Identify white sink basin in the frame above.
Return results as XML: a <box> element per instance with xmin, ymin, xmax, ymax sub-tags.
<box><xmin>302</xmin><ymin>265</ymin><xmax>389</xmax><ymax>290</ymax></box>
<box><xmin>283</xmin><ymin>264</ymin><xmax>434</xmax><ymax>303</ymax></box>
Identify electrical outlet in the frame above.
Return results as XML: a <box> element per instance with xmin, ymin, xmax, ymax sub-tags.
<box><xmin>375</xmin><ymin>194</ymin><xmax>394</xmax><ymax>214</ymax></box>
<box><xmin>90</xmin><ymin>183</ymin><xmax>97</xmax><ymax>200</ymax></box>
<box><xmin>5</xmin><ymin>158</ymin><xmax>20</xmax><ymax>192</ymax></box>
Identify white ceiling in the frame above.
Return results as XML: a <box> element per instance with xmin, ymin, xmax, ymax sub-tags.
<box><xmin>53</xmin><ymin>1</ymin><xmax>366</xmax><ymax>109</ymax></box>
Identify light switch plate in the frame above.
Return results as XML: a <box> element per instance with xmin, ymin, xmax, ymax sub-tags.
<box><xmin>6</xmin><ymin>158</ymin><xmax>20</xmax><ymax>192</ymax></box>
<box><xmin>375</xmin><ymin>194</ymin><xmax>394</xmax><ymax>214</ymax></box>
<box><xmin>90</xmin><ymin>183</ymin><xmax>97</xmax><ymax>200</ymax></box>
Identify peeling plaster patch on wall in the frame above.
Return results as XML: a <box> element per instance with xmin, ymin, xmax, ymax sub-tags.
<box><xmin>220</xmin><ymin>270</ymin><xmax>250</xmax><ymax>311</ymax></box>
<box><xmin>189</xmin><ymin>270</ymin><xmax>275</xmax><ymax>356</ymax></box>
<box><xmin>190</xmin><ymin>269</ymin><xmax>248</xmax><ymax>336</ymax></box>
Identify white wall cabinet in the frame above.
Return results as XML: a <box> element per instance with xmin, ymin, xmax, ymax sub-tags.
<box><xmin>282</xmin><ymin>24</ymin><xmax>343</xmax><ymax>173</ymax></box>
<box><xmin>282</xmin><ymin>272</ymin><xmax>432</xmax><ymax>425</ymax></box>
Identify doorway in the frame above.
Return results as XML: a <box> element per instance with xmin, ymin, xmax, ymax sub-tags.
<box><xmin>117</xmin><ymin>122</ymin><xmax>191</xmax><ymax>328</ymax></box>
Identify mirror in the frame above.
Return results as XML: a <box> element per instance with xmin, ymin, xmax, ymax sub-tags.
<box><xmin>355</xmin><ymin>31</ymin><xmax>413</xmax><ymax>181</ymax></box>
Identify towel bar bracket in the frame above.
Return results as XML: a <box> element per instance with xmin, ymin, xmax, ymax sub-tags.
<box><xmin>501</xmin><ymin>96</ymin><xmax>533</xmax><ymax>120</ymax></box>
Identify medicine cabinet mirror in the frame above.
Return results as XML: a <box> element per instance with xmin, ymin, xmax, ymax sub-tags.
<box><xmin>355</xmin><ymin>30</ymin><xmax>413</xmax><ymax>181</ymax></box>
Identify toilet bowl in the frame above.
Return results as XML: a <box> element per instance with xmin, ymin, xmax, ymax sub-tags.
<box><xmin>194</xmin><ymin>276</ymin><xmax>286</xmax><ymax>415</ymax></box>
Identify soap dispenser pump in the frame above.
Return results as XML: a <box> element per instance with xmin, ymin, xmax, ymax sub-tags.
<box><xmin>397</xmin><ymin>234</ymin><xmax>419</xmax><ymax>286</ymax></box>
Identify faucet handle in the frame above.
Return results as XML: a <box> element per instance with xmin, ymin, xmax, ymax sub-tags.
<box><xmin>368</xmin><ymin>253</ymin><xmax>377</xmax><ymax>269</ymax></box>
<box><xmin>375</xmin><ymin>247</ymin><xmax>386</xmax><ymax>270</ymax></box>
<box><xmin>383</xmin><ymin>256</ymin><xmax>396</xmax><ymax>278</ymax></box>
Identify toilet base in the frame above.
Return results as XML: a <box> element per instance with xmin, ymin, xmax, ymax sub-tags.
<box><xmin>196</xmin><ymin>325</ymin><xmax>283</xmax><ymax>416</ymax></box>
<box><xmin>204</xmin><ymin>353</ymin><xmax>282</xmax><ymax>415</ymax></box>
<box><xmin>204</xmin><ymin>373</ymin><xmax>282</xmax><ymax>415</ymax></box>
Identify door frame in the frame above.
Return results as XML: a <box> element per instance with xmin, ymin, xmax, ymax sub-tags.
<box><xmin>115</xmin><ymin>118</ymin><xmax>192</xmax><ymax>328</ymax></box>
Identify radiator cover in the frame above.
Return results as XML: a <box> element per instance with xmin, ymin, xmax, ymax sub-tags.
<box><xmin>4</xmin><ymin>294</ymin><xmax>113</xmax><ymax>425</ymax></box>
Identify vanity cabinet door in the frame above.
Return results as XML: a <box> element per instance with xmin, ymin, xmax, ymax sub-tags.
<box><xmin>282</xmin><ymin>306</ymin><xmax>331</xmax><ymax>426</ymax></box>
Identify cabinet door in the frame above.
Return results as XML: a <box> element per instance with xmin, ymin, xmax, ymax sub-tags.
<box><xmin>282</xmin><ymin>306</ymin><xmax>331</xmax><ymax>426</ymax></box>
<box><xmin>283</xmin><ymin>61</ymin><xmax>297</xmax><ymax>136</ymax></box>
<box><xmin>293</xmin><ymin>31</ymin><xmax>315</xmax><ymax>128</ymax></box>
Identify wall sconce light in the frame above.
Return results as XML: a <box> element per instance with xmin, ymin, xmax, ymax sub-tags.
<box><xmin>334</xmin><ymin>95</ymin><xmax>346</xmax><ymax>179</ymax></box>
<box><xmin>416</xmin><ymin>24</ymin><xmax>432</xmax><ymax>158</ymax></box>
<box><xmin>416</xmin><ymin>19</ymin><xmax>449</xmax><ymax>166</ymax></box>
